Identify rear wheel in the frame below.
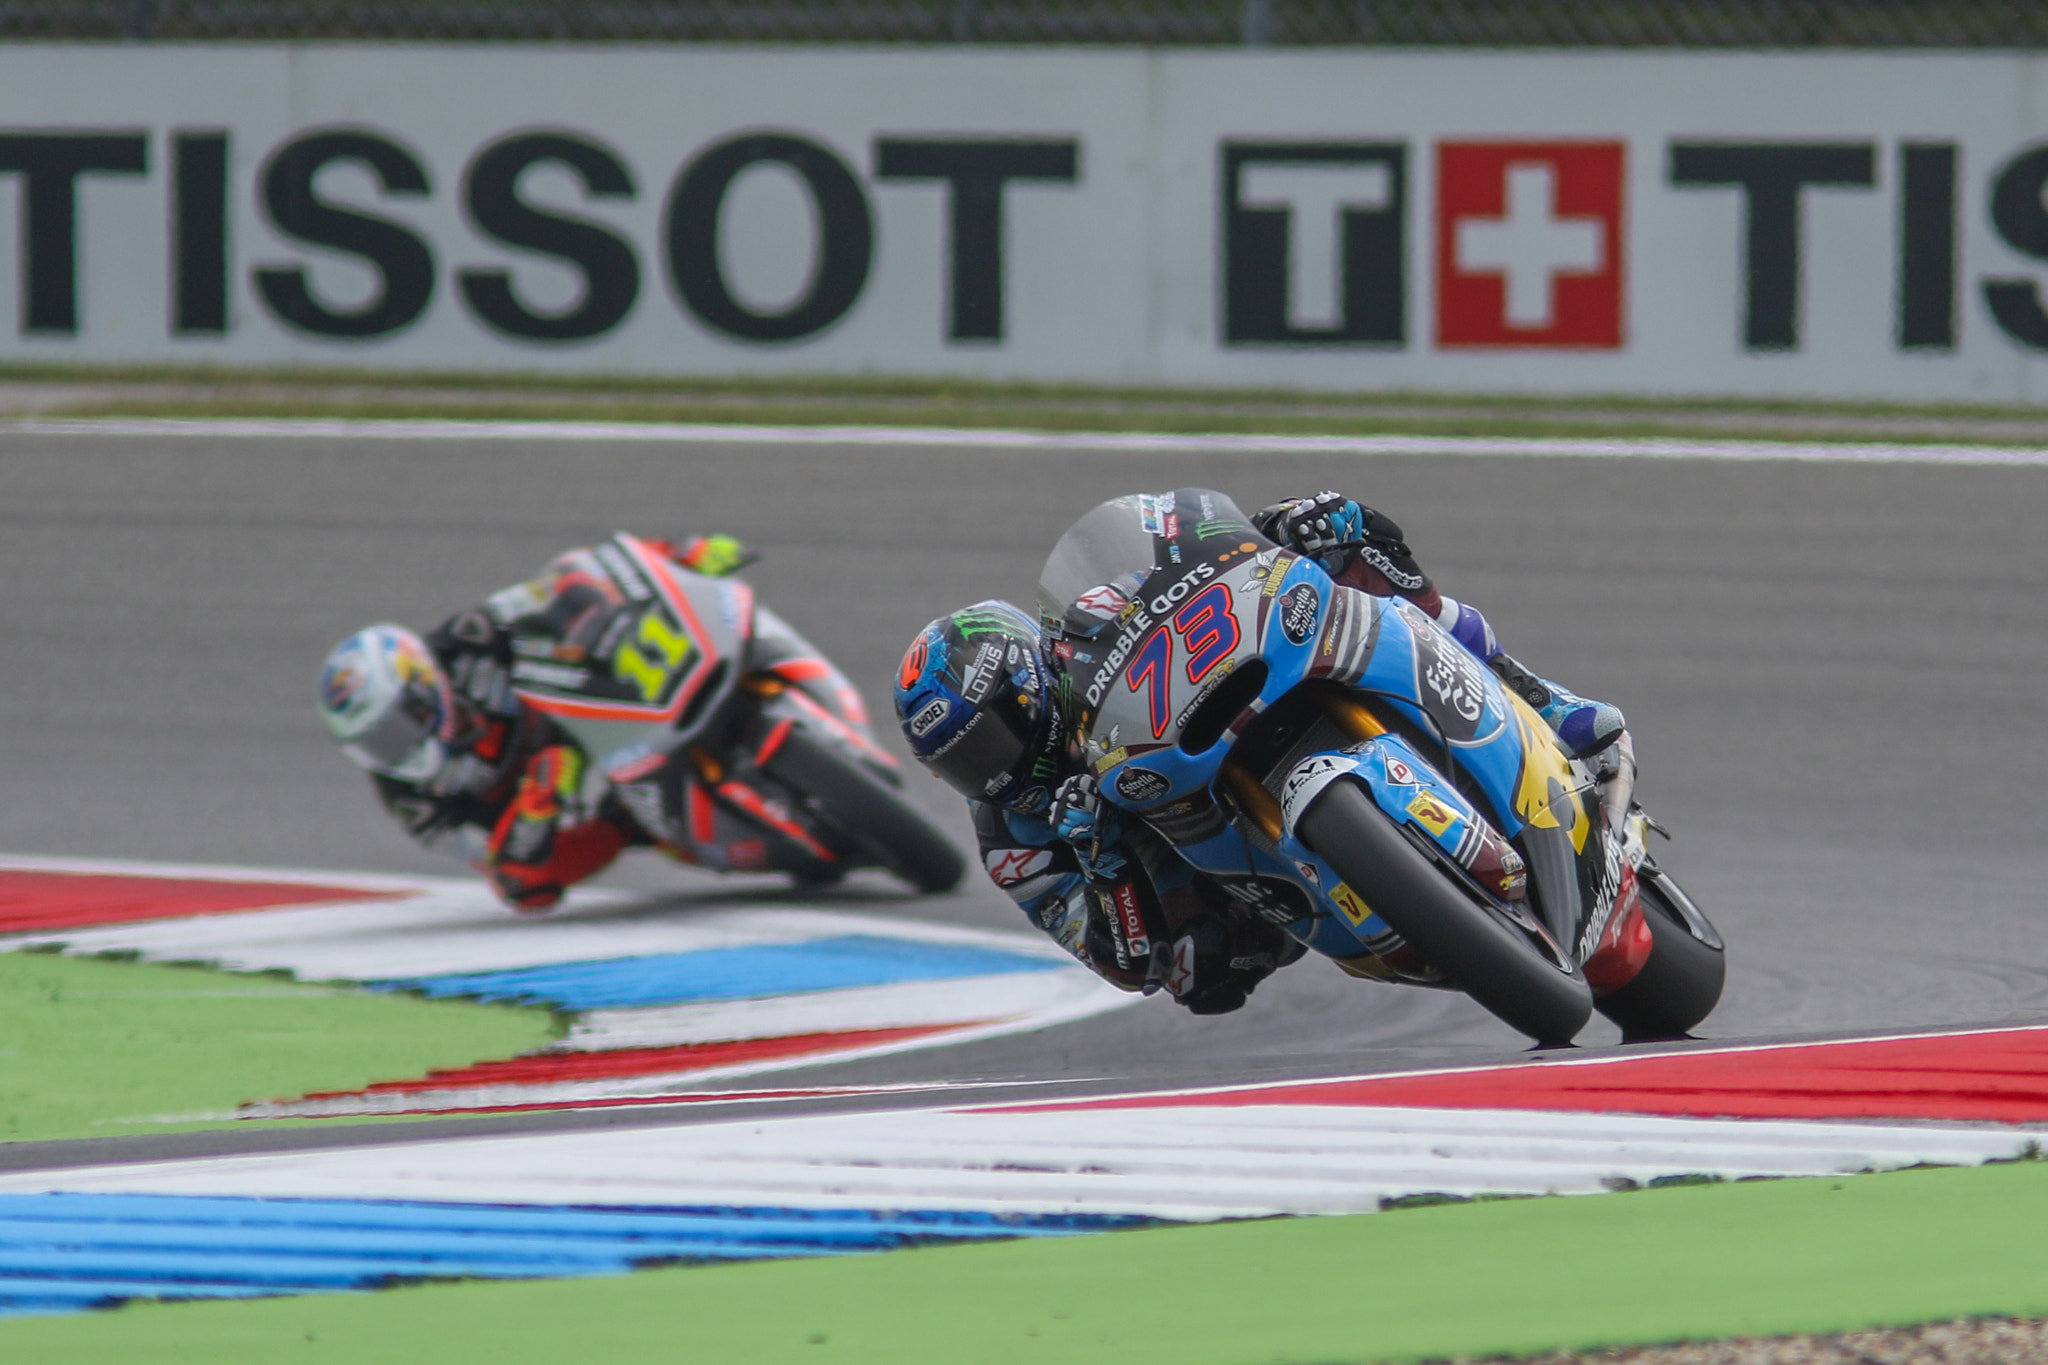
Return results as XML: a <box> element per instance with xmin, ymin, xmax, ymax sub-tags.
<box><xmin>1297</xmin><ymin>780</ymin><xmax>1593</xmax><ymax>1045</ymax></box>
<box><xmin>1594</xmin><ymin>867</ymin><xmax>1725</xmax><ymax>1042</ymax></box>
<box><xmin>765</xmin><ymin>726</ymin><xmax>966</xmax><ymax>894</ymax></box>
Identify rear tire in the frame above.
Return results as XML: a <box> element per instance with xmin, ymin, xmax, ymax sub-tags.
<box><xmin>1298</xmin><ymin>780</ymin><xmax>1593</xmax><ymax>1045</ymax></box>
<box><xmin>1594</xmin><ymin>869</ymin><xmax>1725</xmax><ymax>1042</ymax></box>
<box><xmin>766</xmin><ymin>727</ymin><xmax>966</xmax><ymax>894</ymax></box>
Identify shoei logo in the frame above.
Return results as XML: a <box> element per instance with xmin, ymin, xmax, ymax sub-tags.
<box><xmin>908</xmin><ymin>697</ymin><xmax>950</xmax><ymax>738</ymax></box>
<box><xmin>1436</xmin><ymin>141</ymin><xmax>1625</xmax><ymax>349</ymax></box>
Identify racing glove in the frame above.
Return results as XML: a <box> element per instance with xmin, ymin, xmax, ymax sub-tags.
<box><xmin>485</xmin><ymin>746</ymin><xmax>625</xmax><ymax>912</ymax></box>
<box><xmin>1253</xmin><ymin>491</ymin><xmax>1430</xmax><ymax>594</ymax></box>
<box><xmin>673</xmin><ymin>534</ymin><xmax>754</xmax><ymax>577</ymax></box>
<box><xmin>1163</xmin><ymin>912</ymin><xmax>1304</xmax><ymax>1015</ymax></box>
<box><xmin>1049</xmin><ymin>773</ymin><xmax>1127</xmax><ymax>881</ymax></box>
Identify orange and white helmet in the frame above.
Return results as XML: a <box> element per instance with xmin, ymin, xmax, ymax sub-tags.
<box><xmin>318</xmin><ymin>624</ymin><xmax>456</xmax><ymax>781</ymax></box>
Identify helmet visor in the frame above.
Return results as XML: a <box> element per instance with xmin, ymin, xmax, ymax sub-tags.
<box><xmin>922</xmin><ymin>706</ymin><xmax>1031</xmax><ymax>802</ymax></box>
<box><xmin>339</xmin><ymin>701</ymin><xmax>446</xmax><ymax>781</ymax></box>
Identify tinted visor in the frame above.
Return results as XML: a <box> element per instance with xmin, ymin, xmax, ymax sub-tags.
<box><xmin>337</xmin><ymin>682</ymin><xmax>445</xmax><ymax>780</ymax></box>
<box><xmin>922</xmin><ymin>706</ymin><xmax>1032</xmax><ymax>802</ymax></box>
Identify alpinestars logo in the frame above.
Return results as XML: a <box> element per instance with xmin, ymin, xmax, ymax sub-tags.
<box><xmin>1358</xmin><ymin>543</ymin><xmax>1425</xmax><ymax>591</ymax></box>
<box><xmin>1436</xmin><ymin>141</ymin><xmax>1625</xmax><ymax>349</ymax></box>
<box><xmin>984</xmin><ymin>847</ymin><xmax>1053</xmax><ymax>887</ymax></box>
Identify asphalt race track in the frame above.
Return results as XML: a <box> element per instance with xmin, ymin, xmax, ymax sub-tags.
<box><xmin>5</xmin><ymin>422</ymin><xmax>2047</xmax><ymax>1148</ymax></box>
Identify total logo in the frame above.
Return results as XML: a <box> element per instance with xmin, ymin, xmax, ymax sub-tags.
<box><xmin>1225</xmin><ymin>139</ymin><xmax>1624</xmax><ymax>351</ymax></box>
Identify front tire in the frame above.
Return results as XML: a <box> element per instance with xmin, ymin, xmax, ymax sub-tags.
<box><xmin>1594</xmin><ymin>867</ymin><xmax>1725</xmax><ymax>1042</ymax></box>
<box><xmin>765</xmin><ymin>726</ymin><xmax>966</xmax><ymax>894</ymax></box>
<box><xmin>1297</xmin><ymin>780</ymin><xmax>1593</xmax><ymax>1045</ymax></box>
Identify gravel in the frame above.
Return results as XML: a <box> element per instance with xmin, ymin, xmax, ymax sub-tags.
<box><xmin>1450</xmin><ymin>1318</ymin><xmax>2048</xmax><ymax>1364</ymax></box>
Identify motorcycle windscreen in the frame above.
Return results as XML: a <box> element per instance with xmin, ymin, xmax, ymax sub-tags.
<box><xmin>1039</xmin><ymin>490</ymin><xmax>1259</xmax><ymax>637</ymax></box>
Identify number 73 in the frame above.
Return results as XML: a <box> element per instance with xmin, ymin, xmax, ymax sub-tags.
<box><xmin>1124</xmin><ymin>583</ymin><xmax>1239</xmax><ymax>739</ymax></box>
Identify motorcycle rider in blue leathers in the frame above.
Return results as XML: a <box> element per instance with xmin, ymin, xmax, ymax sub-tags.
<box><xmin>892</xmin><ymin>493</ymin><xmax>1626</xmax><ymax>1012</ymax></box>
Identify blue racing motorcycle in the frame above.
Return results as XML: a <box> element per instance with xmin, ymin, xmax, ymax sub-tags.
<box><xmin>1039</xmin><ymin>489</ymin><xmax>1723</xmax><ymax>1044</ymax></box>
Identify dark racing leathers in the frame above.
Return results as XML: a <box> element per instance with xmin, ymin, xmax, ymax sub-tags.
<box><xmin>367</xmin><ymin>604</ymin><xmax>649</xmax><ymax>911</ymax></box>
<box><xmin>971</xmin><ymin>502</ymin><xmax>1486</xmax><ymax>1006</ymax></box>
<box><xmin>972</xmin><ymin>800</ymin><xmax>1298</xmax><ymax>1014</ymax></box>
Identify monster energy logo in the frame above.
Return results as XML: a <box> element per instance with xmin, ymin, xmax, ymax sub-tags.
<box><xmin>1195</xmin><ymin>519</ymin><xmax>1251</xmax><ymax>540</ymax></box>
<box><xmin>953</xmin><ymin>605</ymin><xmax>1029</xmax><ymax>639</ymax></box>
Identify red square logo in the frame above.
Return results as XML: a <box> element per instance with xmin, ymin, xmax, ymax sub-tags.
<box><xmin>1436</xmin><ymin>141</ymin><xmax>1625</xmax><ymax>349</ymax></box>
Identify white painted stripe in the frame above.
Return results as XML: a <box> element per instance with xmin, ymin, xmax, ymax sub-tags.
<box><xmin>246</xmin><ymin>973</ymin><xmax>1136</xmax><ymax>1118</ymax></box>
<box><xmin>0</xmin><ymin>855</ymin><xmax>1133</xmax><ymax>1100</ymax></box>
<box><xmin>7</xmin><ymin>417</ymin><xmax>2048</xmax><ymax>467</ymax></box>
<box><xmin>565</xmin><ymin>970</ymin><xmax>1124</xmax><ymax>1050</ymax></box>
<box><xmin>5</xmin><ymin>1105</ymin><xmax>2031</xmax><ymax>1222</ymax></box>
<box><xmin>2</xmin><ymin>865</ymin><xmax>1070</xmax><ymax>982</ymax></box>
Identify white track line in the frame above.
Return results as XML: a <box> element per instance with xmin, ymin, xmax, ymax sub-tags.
<box><xmin>7</xmin><ymin>417</ymin><xmax>2048</xmax><ymax>466</ymax></box>
<box><xmin>0</xmin><ymin>1105</ymin><xmax>2029</xmax><ymax>1221</ymax></box>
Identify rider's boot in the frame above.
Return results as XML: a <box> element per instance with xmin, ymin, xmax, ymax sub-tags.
<box><xmin>1486</xmin><ymin>651</ymin><xmax>1627</xmax><ymax>760</ymax></box>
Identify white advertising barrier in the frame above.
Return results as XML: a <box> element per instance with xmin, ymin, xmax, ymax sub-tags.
<box><xmin>8</xmin><ymin>46</ymin><xmax>2048</xmax><ymax>399</ymax></box>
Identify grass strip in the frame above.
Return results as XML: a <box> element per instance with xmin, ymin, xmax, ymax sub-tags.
<box><xmin>4</xmin><ymin>1156</ymin><xmax>2046</xmax><ymax>1362</ymax></box>
<box><xmin>0</xmin><ymin>950</ymin><xmax>557</xmax><ymax>1143</ymax></box>
<box><xmin>2</xmin><ymin>362</ymin><xmax>2047</xmax><ymax>445</ymax></box>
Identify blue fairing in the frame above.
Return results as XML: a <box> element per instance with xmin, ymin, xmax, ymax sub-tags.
<box><xmin>1090</xmin><ymin>552</ymin><xmax>1545</xmax><ymax>960</ymax></box>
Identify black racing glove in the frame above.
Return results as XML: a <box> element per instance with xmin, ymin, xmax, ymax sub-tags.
<box><xmin>1253</xmin><ymin>492</ymin><xmax>1429</xmax><ymax>593</ymax></box>
<box><xmin>1162</xmin><ymin>912</ymin><xmax>1303</xmax><ymax>1015</ymax></box>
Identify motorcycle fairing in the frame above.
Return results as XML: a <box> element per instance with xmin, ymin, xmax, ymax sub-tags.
<box><xmin>1050</xmin><ymin>488</ymin><xmax>1613</xmax><ymax>967</ymax></box>
<box><xmin>508</xmin><ymin>532</ymin><xmax>751</xmax><ymax>767</ymax></box>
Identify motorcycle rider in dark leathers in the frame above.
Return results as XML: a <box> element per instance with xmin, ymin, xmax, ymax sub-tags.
<box><xmin>892</xmin><ymin>492</ymin><xmax>1626</xmax><ymax>1012</ymax></box>
<box><xmin>317</xmin><ymin>534</ymin><xmax>752</xmax><ymax>912</ymax></box>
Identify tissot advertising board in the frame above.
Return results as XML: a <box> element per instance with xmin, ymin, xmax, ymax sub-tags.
<box><xmin>6</xmin><ymin>46</ymin><xmax>2048</xmax><ymax>400</ymax></box>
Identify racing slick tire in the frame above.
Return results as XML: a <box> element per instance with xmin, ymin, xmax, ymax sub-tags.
<box><xmin>1298</xmin><ymin>779</ymin><xmax>1594</xmax><ymax>1046</ymax></box>
<box><xmin>766</xmin><ymin>726</ymin><xmax>967</xmax><ymax>894</ymax></box>
<box><xmin>1593</xmin><ymin>867</ymin><xmax>1725</xmax><ymax>1043</ymax></box>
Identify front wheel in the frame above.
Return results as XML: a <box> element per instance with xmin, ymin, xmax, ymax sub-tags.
<box><xmin>1297</xmin><ymin>780</ymin><xmax>1593</xmax><ymax>1045</ymax></box>
<box><xmin>1594</xmin><ymin>867</ymin><xmax>1725</xmax><ymax>1042</ymax></box>
<box><xmin>764</xmin><ymin>726</ymin><xmax>966</xmax><ymax>894</ymax></box>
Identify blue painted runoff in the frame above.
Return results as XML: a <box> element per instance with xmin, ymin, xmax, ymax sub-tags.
<box><xmin>369</xmin><ymin>934</ymin><xmax>1063</xmax><ymax>1011</ymax></box>
<box><xmin>0</xmin><ymin>1193</ymin><xmax>1150</xmax><ymax>1317</ymax></box>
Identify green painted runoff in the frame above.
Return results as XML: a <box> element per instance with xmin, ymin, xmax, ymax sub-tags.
<box><xmin>0</xmin><ymin>950</ymin><xmax>557</xmax><ymax>1142</ymax></box>
<box><xmin>4</xmin><ymin>1156</ymin><xmax>2046</xmax><ymax>1363</ymax></box>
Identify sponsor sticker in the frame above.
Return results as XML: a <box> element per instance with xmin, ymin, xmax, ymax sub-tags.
<box><xmin>1112</xmin><ymin>881</ymin><xmax>1151</xmax><ymax>959</ymax></box>
<box><xmin>595</xmin><ymin>541</ymin><xmax>653</xmax><ymax>601</ymax></box>
<box><xmin>984</xmin><ymin>847</ymin><xmax>1054</xmax><ymax>888</ymax></box>
<box><xmin>1406</xmin><ymin>606</ymin><xmax>1501</xmax><ymax>746</ymax></box>
<box><xmin>1279</xmin><ymin>752</ymin><xmax>1351</xmax><ymax>828</ymax></box>
<box><xmin>1093</xmin><ymin>745</ymin><xmax>1129</xmax><ymax>774</ymax></box>
<box><xmin>1279</xmin><ymin>582</ymin><xmax>1320</xmax><ymax>645</ymax></box>
<box><xmin>1114</xmin><ymin>765</ymin><xmax>1171</xmax><ymax>804</ymax></box>
<box><xmin>1384</xmin><ymin>756</ymin><xmax>1417</xmax><ymax>785</ymax></box>
<box><xmin>1406</xmin><ymin>790</ymin><xmax>1461</xmax><ymax>839</ymax></box>
<box><xmin>908</xmin><ymin>696</ymin><xmax>950</xmax><ymax>738</ymax></box>
<box><xmin>1330</xmin><ymin>881</ymin><xmax>1373</xmax><ymax>928</ymax></box>
<box><xmin>602</xmin><ymin>742</ymin><xmax>666</xmax><ymax>783</ymax></box>
<box><xmin>510</xmin><ymin>659</ymin><xmax>590</xmax><ymax>689</ymax></box>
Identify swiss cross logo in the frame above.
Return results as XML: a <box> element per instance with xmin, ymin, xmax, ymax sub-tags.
<box><xmin>1436</xmin><ymin>141</ymin><xmax>1625</xmax><ymax>348</ymax></box>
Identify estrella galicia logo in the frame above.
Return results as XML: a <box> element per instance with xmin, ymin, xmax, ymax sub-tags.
<box><xmin>1114</xmin><ymin>765</ymin><xmax>1171</xmax><ymax>804</ymax></box>
<box><xmin>1405</xmin><ymin>604</ymin><xmax>1502</xmax><ymax>747</ymax></box>
<box><xmin>1280</xmin><ymin>582</ymin><xmax>1321</xmax><ymax>645</ymax></box>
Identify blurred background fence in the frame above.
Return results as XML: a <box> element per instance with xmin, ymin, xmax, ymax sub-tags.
<box><xmin>12</xmin><ymin>0</ymin><xmax>2048</xmax><ymax>46</ymax></box>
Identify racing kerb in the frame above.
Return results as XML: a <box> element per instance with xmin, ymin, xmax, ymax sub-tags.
<box><xmin>3</xmin><ymin>421</ymin><xmax>2048</xmax><ymax>1320</ymax></box>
